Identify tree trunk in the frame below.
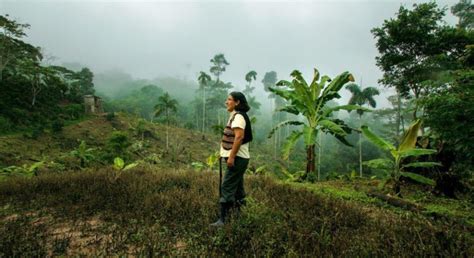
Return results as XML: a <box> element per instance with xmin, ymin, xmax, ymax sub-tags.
<box><xmin>305</xmin><ymin>144</ymin><xmax>316</xmax><ymax>177</ymax></box>
<box><xmin>202</xmin><ymin>87</ymin><xmax>206</xmax><ymax>133</ymax></box>
<box><xmin>412</xmin><ymin>87</ymin><xmax>419</xmax><ymax>121</ymax></box>
<box><xmin>396</xmin><ymin>90</ymin><xmax>402</xmax><ymax>142</ymax></box>
<box><xmin>271</xmin><ymin>100</ymin><xmax>276</xmax><ymax>159</ymax></box>
<box><xmin>287</xmin><ymin>122</ymin><xmax>291</xmax><ymax>168</ymax></box>
<box><xmin>359</xmin><ymin>114</ymin><xmax>363</xmax><ymax>178</ymax></box>
<box><xmin>166</xmin><ymin>109</ymin><xmax>169</xmax><ymax>150</ymax></box>
<box><xmin>318</xmin><ymin>134</ymin><xmax>322</xmax><ymax>181</ymax></box>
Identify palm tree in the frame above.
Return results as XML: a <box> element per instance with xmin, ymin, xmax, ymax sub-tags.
<box><xmin>345</xmin><ymin>82</ymin><xmax>380</xmax><ymax>177</ymax></box>
<box><xmin>198</xmin><ymin>71</ymin><xmax>211</xmax><ymax>133</ymax></box>
<box><xmin>269</xmin><ymin>68</ymin><xmax>366</xmax><ymax>179</ymax></box>
<box><xmin>262</xmin><ymin>71</ymin><xmax>279</xmax><ymax>158</ymax></box>
<box><xmin>244</xmin><ymin>70</ymin><xmax>257</xmax><ymax>94</ymax></box>
<box><xmin>154</xmin><ymin>92</ymin><xmax>178</xmax><ymax>150</ymax></box>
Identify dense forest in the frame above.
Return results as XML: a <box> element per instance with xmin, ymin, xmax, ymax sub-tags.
<box><xmin>0</xmin><ymin>1</ymin><xmax>473</xmax><ymax>256</ymax></box>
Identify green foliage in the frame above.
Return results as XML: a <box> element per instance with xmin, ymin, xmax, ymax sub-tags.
<box><xmin>0</xmin><ymin>116</ymin><xmax>14</xmax><ymax>134</ymax></box>
<box><xmin>362</xmin><ymin>120</ymin><xmax>439</xmax><ymax>195</ymax></box>
<box><xmin>345</xmin><ymin>83</ymin><xmax>380</xmax><ymax>115</ymax></box>
<box><xmin>105</xmin><ymin>111</ymin><xmax>115</xmax><ymax>121</ymax></box>
<box><xmin>0</xmin><ymin>161</ymin><xmax>44</xmax><ymax>178</ymax></box>
<box><xmin>108</xmin><ymin>85</ymin><xmax>164</xmax><ymax>121</ymax></box>
<box><xmin>105</xmin><ymin>131</ymin><xmax>130</xmax><ymax>161</ymax></box>
<box><xmin>62</xmin><ymin>104</ymin><xmax>84</xmax><ymax>120</ymax></box>
<box><xmin>51</xmin><ymin>119</ymin><xmax>64</xmax><ymax>133</ymax></box>
<box><xmin>191</xmin><ymin>161</ymin><xmax>206</xmax><ymax>172</ymax></box>
<box><xmin>69</xmin><ymin>140</ymin><xmax>96</xmax><ymax>168</ymax></box>
<box><xmin>113</xmin><ymin>157</ymin><xmax>137</xmax><ymax>171</ymax></box>
<box><xmin>268</xmin><ymin>68</ymin><xmax>359</xmax><ymax>176</ymax></box>
<box><xmin>206</xmin><ymin>152</ymin><xmax>219</xmax><ymax>172</ymax></box>
<box><xmin>23</xmin><ymin>124</ymin><xmax>44</xmax><ymax>140</ymax></box>
<box><xmin>154</xmin><ymin>92</ymin><xmax>178</xmax><ymax>123</ymax></box>
<box><xmin>451</xmin><ymin>0</ymin><xmax>474</xmax><ymax>29</ymax></box>
<box><xmin>371</xmin><ymin>2</ymin><xmax>464</xmax><ymax>99</ymax></box>
<box><xmin>261</xmin><ymin>71</ymin><xmax>278</xmax><ymax>94</ymax></box>
<box><xmin>209</xmin><ymin>53</ymin><xmax>229</xmax><ymax>81</ymax></box>
<box><xmin>421</xmin><ymin>70</ymin><xmax>474</xmax><ymax>177</ymax></box>
<box><xmin>0</xmin><ymin>15</ymin><xmax>95</xmax><ymax>132</ymax></box>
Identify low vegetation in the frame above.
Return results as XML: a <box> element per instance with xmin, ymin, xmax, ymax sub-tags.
<box><xmin>0</xmin><ymin>168</ymin><xmax>472</xmax><ymax>256</ymax></box>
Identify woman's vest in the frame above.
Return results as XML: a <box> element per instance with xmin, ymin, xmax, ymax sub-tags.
<box><xmin>221</xmin><ymin>111</ymin><xmax>253</xmax><ymax>150</ymax></box>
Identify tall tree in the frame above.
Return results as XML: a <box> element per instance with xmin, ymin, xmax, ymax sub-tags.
<box><xmin>345</xmin><ymin>82</ymin><xmax>380</xmax><ymax>177</ymax></box>
<box><xmin>373</xmin><ymin>94</ymin><xmax>412</xmax><ymax>144</ymax></box>
<box><xmin>198</xmin><ymin>71</ymin><xmax>211</xmax><ymax>133</ymax></box>
<box><xmin>154</xmin><ymin>92</ymin><xmax>178</xmax><ymax>150</ymax></box>
<box><xmin>243</xmin><ymin>70</ymin><xmax>261</xmax><ymax>114</ymax></box>
<box><xmin>269</xmin><ymin>68</ymin><xmax>365</xmax><ymax>179</ymax></box>
<box><xmin>209</xmin><ymin>53</ymin><xmax>229</xmax><ymax>82</ymax></box>
<box><xmin>0</xmin><ymin>14</ymin><xmax>42</xmax><ymax>81</ymax></box>
<box><xmin>452</xmin><ymin>0</ymin><xmax>474</xmax><ymax>30</ymax></box>
<box><xmin>262</xmin><ymin>71</ymin><xmax>279</xmax><ymax>158</ymax></box>
<box><xmin>244</xmin><ymin>70</ymin><xmax>257</xmax><ymax>93</ymax></box>
<box><xmin>371</xmin><ymin>3</ymin><xmax>470</xmax><ymax>120</ymax></box>
<box><xmin>208</xmin><ymin>54</ymin><xmax>231</xmax><ymax>128</ymax></box>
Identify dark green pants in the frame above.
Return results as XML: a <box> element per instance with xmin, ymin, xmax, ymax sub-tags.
<box><xmin>220</xmin><ymin>156</ymin><xmax>249</xmax><ymax>203</ymax></box>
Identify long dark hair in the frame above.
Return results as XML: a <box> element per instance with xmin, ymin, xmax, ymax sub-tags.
<box><xmin>230</xmin><ymin>91</ymin><xmax>251</xmax><ymax>113</ymax></box>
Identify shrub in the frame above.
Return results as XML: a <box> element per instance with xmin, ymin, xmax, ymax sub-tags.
<box><xmin>102</xmin><ymin>131</ymin><xmax>131</xmax><ymax>162</ymax></box>
<box><xmin>0</xmin><ymin>116</ymin><xmax>14</xmax><ymax>134</ymax></box>
<box><xmin>62</xmin><ymin>104</ymin><xmax>84</xmax><ymax>120</ymax></box>
<box><xmin>51</xmin><ymin>119</ymin><xmax>64</xmax><ymax>133</ymax></box>
<box><xmin>106</xmin><ymin>112</ymin><xmax>115</xmax><ymax>121</ymax></box>
<box><xmin>23</xmin><ymin>124</ymin><xmax>44</xmax><ymax>140</ymax></box>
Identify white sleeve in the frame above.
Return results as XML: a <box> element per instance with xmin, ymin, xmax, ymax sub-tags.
<box><xmin>231</xmin><ymin>114</ymin><xmax>246</xmax><ymax>130</ymax></box>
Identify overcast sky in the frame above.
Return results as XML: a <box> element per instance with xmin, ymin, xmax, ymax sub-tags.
<box><xmin>1</xmin><ymin>0</ymin><xmax>459</xmax><ymax>107</ymax></box>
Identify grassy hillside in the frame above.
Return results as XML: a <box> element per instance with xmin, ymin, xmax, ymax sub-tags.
<box><xmin>0</xmin><ymin>114</ymin><xmax>472</xmax><ymax>256</ymax></box>
<box><xmin>0</xmin><ymin>113</ymin><xmax>218</xmax><ymax>171</ymax></box>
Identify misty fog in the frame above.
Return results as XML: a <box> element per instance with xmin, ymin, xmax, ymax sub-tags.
<box><xmin>2</xmin><ymin>0</ymin><xmax>458</xmax><ymax>109</ymax></box>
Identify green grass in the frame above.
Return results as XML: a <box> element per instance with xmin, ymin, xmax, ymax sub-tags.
<box><xmin>289</xmin><ymin>178</ymin><xmax>474</xmax><ymax>227</ymax></box>
<box><xmin>291</xmin><ymin>181</ymin><xmax>376</xmax><ymax>203</ymax></box>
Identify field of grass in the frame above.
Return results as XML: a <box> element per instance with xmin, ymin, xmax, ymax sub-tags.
<box><xmin>0</xmin><ymin>168</ymin><xmax>472</xmax><ymax>256</ymax></box>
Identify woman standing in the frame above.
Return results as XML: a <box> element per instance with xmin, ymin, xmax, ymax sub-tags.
<box><xmin>210</xmin><ymin>92</ymin><xmax>253</xmax><ymax>227</ymax></box>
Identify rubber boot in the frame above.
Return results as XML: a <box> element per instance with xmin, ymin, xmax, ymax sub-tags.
<box><xmin>234</xmin><ymin>198</ymin><xmax>246</xmax><ymax>217</ymax></box>
<box><xmin>210</xmin><ymin>202</ymin><xmax>231</xmax><ymax>227</ymax></box>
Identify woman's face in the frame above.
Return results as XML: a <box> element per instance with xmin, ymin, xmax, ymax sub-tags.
<box><xmin>225</xmin><ymin>95</ymin><xmax>240</xmax><ymax>112</ymax></box>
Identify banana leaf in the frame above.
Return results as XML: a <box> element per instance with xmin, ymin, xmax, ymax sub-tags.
<box><xmin>399</xmin><ymin>119</ymin><xmax>421</xmax><ymax>152</ymax></box>
<box><xmin>282</xmin><ymin>130</ymin><xmax>303</xmax><ymax>160</ymax></box>
<box><xmin>361</xmin><ymin>125</ymin><xmax>395</xmax><ymax>151</ymax></box>
<box><xmin>400</xmin><ymin>172</ymin><xmax>435</xmax><ymax>186</ymax></box>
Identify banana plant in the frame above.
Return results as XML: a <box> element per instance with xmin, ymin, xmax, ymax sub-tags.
<box><xmin>0</xmin><ymin>161</ymin><xmax>44</xmax><ymax>178</ymax></box>
<box><xmin>268</xmin><ymin>68</ymin><xmax>368</xmax><ymax>178</ymax></box>
<box><xmin>111</xmin><ymin>157</ymin><xmax>138</xmax><ymax>181</ymax></box>
<box><xmin>113</xmin><ymin>157</ymin><xmax>138</xmax><ymax>171</ymax></box>
<box><xmin>206</xmin><ymin>151</ymin><xmax>220</xmax><ymax>172</ymax></box>
<box><xmin>70</xmin><ymin>140</ymin><xmax>96</xmax><ymax>168</ymax></box>
<box><xmin>362</xmin><ymin>119</ymin><xmax>440</xmax><ymax>196</ymax></box>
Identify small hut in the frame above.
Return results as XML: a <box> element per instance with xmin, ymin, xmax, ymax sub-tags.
<box><xmin>84</xmin><ymin>95</ymin><xmax>103</xmax><ymax>114</ymax></box>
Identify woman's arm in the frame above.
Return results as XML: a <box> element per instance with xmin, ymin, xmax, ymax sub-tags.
<box><xmin>227</xmin><ymin>127</ymin><xmax>244</xmax><ymax>167</ymax></box>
